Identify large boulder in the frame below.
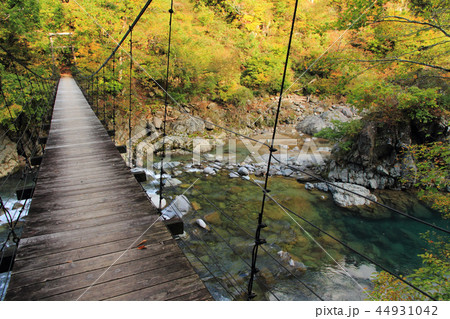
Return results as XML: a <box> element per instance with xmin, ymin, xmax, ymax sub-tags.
<box><xmin>295</xmin><ymin>115</ymin><xmax>327</xmax><ymax>135</ymax></box>
<box><xmin>172</xmin><ymin>115</ymin><xmax>205</xmax><ymax>134</ymax></box>
<box><xmin>328</xmin><ymin>183</ymin><xmax>377</xmax><ymax>207</ymax></box>
<box><xmin>321</xmin><ymin>110</ymin><xmax>349</xmax><ymax>123</ymax></box>
<box><xmin>305</xmin><ymin>181</ymin><xmax>377</xmax><ymax>207</ymax></box>
<box><xmin>296</xmin><ymin>109</ymin><xmax>353</xmax><ymax>135</ymax></box>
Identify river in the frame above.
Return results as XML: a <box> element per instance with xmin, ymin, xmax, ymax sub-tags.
<box><xmin>0</xmin><ymin>131</ymin><xmax>448</xmax><ymax>300</ymax></box>
<box><xmin>139</xmin><ymin>129</ymin><xmax>448</xmax><ymax>301</ymax></box>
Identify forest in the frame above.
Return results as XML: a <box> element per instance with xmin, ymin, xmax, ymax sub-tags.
<box><xmin>0</xmin><ymin>0</ymin><xmax>448</xmax><ymax>300</ymax></box>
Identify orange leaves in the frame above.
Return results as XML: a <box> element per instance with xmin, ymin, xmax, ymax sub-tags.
<box><xmin>137</xmin><ymin>239</ymin><xmax>147</xmax><ymax>246</ymax></box>
<box><xmin>136</xmin><ymin>239</ymin><xmax>147</xmax><ymax>250</ymax></box>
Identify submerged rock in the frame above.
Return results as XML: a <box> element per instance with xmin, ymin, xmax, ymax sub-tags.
<box><xmin>204</xmin><ymin>212</ymin><xmax>222</xmax><ymax>225</ymax></box>
<box><xmin>277</xmin><ymin>251</ymin><xmax>307</xmax><ymax>273</ymax></box>
<box><xmin>161</xmin><ymin>195</ymin><xmax>191</xmax><ymax>220</ymax></box>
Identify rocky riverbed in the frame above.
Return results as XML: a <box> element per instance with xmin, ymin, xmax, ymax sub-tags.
<box><xmin>137</xmin><ymin>157</ymin><xmax>446</xmax><ymax>300</ymax></box>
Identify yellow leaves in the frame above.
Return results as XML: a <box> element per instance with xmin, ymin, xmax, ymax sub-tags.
<box><xmin>0</xmin><ymin>103</ymin><xmax>23</xmax><ymax>123</ymax></box>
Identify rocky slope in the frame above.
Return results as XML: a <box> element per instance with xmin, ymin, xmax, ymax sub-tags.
<box><xmin>0</xmin><ymin>132</ymin><xmax>20</xmax><ymax>178</ymax></box>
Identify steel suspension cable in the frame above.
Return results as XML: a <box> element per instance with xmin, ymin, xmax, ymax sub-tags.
<box><xmin>253</xmin><ymin>178</ymin><xmax>436</xmax><ymax>300</ymax></box>
<box><xmin>96</xmin><ymin>75</ymin><xmax>99</xmax><ymax>115</ymax></box>
<box><xmin>247</xmin><ymin>0</ymin><xmax>299</xmax><ymax>300</ymax></box>
<box><xmin>177</xmin><ymin>237</ymin><xmax>236</xmax><ymax>299</ymax></box>
<box><xmin>128</xmin><ymin>27</ymin><xmax>133</xmax><ymax>168</ymax></box>
<box><xmin>270</xmin><ymin>155</ymin><xmax>450</xmax><ymax>235</ymax></box>
<box><xmin>192</xmin><ymin>186</ymin><xmax>324</xmax><ymax>300</ymax></box>
<box><xmin>72</xmin><ymin>0</ymin><xmax>154</xmax><ymax>78</ymax></box>
<box><xmin>170</xmin><ymin>201</ymin><xmax>281</xmax><ymax>301</ymax></box>
<box><xmin>158</xmin><ymin>1</ymin><xmax>174</xmax><ymax>213</ymax></box>
<box><xmin>112</xmin><ymin>53</ymin><xmax>116</xmax><ymax>136</ymax></box>
<box><xmin>102</xmin><ymin>67</ymin><xmax>106</xmax><ymax>123</ymax></box>
<box><xmin>186</xmin><ymin>227</ymin><xmax>247</xmax><ymax>298</ymax></box>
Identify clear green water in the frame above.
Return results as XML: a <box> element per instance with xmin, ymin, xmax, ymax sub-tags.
<box><xmin>1</xmin><ymin>153</ymin><xmax>447</xmax><ymax>300</ymax></box>
<box><xmin>151</xmin><ymin>169</ymin><xmax>448</xmax><ymax>301</ymax></box>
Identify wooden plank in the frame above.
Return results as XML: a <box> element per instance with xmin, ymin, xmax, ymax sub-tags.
<box><xmin>15</xmin><ymin>222</ymin><xmax>170</xmax><ymax>261</ymax></box>
<box><xmin>5</xmin><ymin>76</ymin><xmax>210</xmax><ymax>301</ymax></box>
<box><xmin>169</xmin><ymin>288</ymin><xmax>214</xmax><ymax>301</ymax></box>
<box><xmin>43</xmin><ymin>260</ymin><xmax>198</xmax><ymax>301</ymax></box>
<box><xmin>19</xmin><ymin>214</ymin><xmax>160</xmax><ymax>244</ymax></box>
<box><xmin>26</xmin><ymin>193</ymin><xmax>149</xmax><ymax>217</ymax></box>
<box><xmin>107</xmin><ymin>274</ymin><xmax>207</xmax><ymax>301</ymax></box>
<box><xmin>22</xmin><ymin>188</ymin><xmax>149</xmax><ymax>213</ymax></box>
<box><xmin>7</xmin><ymin>252</ymin><xmax>189</xmax><ymax>301</ymax></box>
<box><xmin>24</xmin><ymin>199</ymin><xmax>154</xmax><ymax>224</ymax></box>
<box><xmin>9</xmin><ymin>242</ymin><xmax>180</xmax><ymax>289</ymax></box>
<box><xmin>13</xmin><ymin>237</ymin><xmax>175</xmax><ymax>274</ymax></box>
<box><xmin>23</xmin><ymin>209</ymin><xmax>157</xmax><ymax>237</ymax></box>
<box><xmin>30</xmin><ymin>175</ymin><xmax>139</xmax><ymax>198</ymax></box>
<box><xmin>30</xmin><ymin>182</ymin><xmax>146</xmax><ymax>203</ymax></box>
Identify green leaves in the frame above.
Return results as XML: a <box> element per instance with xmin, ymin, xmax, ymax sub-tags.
<box><xmin>371</xmin><ymin>231</ymin><xmax>450</xmax><ymax>300</ymax></box>
<box><xmin>401</xmin><ymin>142</ymin><xmax>450</xmax><ymax>218</ymax></box>
<box><xmin>397</xmin><ymin>86</ymin><xmax>443</xmax><ymax>124</ymax></box>
<box><xmin>331</xmin><ymin>0</ymin><xmax>386</xmax><ymax>30</ymax></box>
<box><xmin>315</xmin><ymin>119</ymin><xmax>362</xmax><ymax>152</ymax></box>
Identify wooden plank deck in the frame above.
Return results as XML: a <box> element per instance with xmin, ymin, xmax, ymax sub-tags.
<box><xmin>5</xmin><ymin>75</ymin><xmax>212</xmax><ymax>301</ymax></box>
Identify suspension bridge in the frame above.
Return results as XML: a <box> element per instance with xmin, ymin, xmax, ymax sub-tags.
<box><xmin>1</xmin><ymin>0</ymin><xmax>449</xmax><ymax>302</ymax></box>
<box><xmin>3</xmin><ymin>75</ymin><xmax>211</xmax><ymax>301</ymax></box>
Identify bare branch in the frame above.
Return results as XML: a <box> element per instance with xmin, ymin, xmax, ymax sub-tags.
<box><xmin>418</xmin><ymin>40</ymin><xmax>450</xmax><ymax>51</ymax></box>
<box><xmin>377</xmin><ymin>16</ymin><xmax>449</xmax><ymax>38</ymax></box>
<box><xmin>353</xmin><ymin>58</ymin><xmax>450</xmax><ymax>72</ymax></box>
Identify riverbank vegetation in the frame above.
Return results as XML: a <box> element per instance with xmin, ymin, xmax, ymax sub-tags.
<box><xmin>0</xmin><ymin>0</ymin><xmax>448</xmax><ymax>300</ymax></box>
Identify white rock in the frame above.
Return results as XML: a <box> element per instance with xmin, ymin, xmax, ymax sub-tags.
<box><xmin>195</xmin><ymin>219</ymin><xmax>209</xmax><ymax>230</ymax></box>
<box><xmin>153</xmin><ymin>161</ymin><xmax>181</xmax><ymax>170</ymax></box>
<box><xmin>238</xmin><ymin>167</ymin><xmax>249</xmax><ymax>176</ymax></box>
<box><xmin>328</xmin><ymin>183</ymin><xmax>377</xmax><ymax>207</ymax></box>
<box><xmin>203</xmin><ymin>167</ymin><xmax>216</xmax><ymax>175</ymax></box>
<box><xmin>305</xmin><ymin>182</ymin><xmax>315</xmax><ymax>190</ymax></box>
<box><xmin>162</xmin><ymin>195</ymin><xmax>191</xmax><ymax>220</ymax></box>
<box><xmin>164</xmin><ymin>178</ymin><xmax>182</xmax><ymax>187</ymax></box>
<box><xmin>315</xmin><ymin>182</ymin><xmax>329</xmax><ymax>192</ymax></box>
<box><xmin>229</xmin><ymin>172</ymin><xmax>240</xmax><ymax>178</ymax></box>
<box><xmin>148</xmin><ymin>194</ymin><xmax>167</xmax><ymax>209</ymax></box>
